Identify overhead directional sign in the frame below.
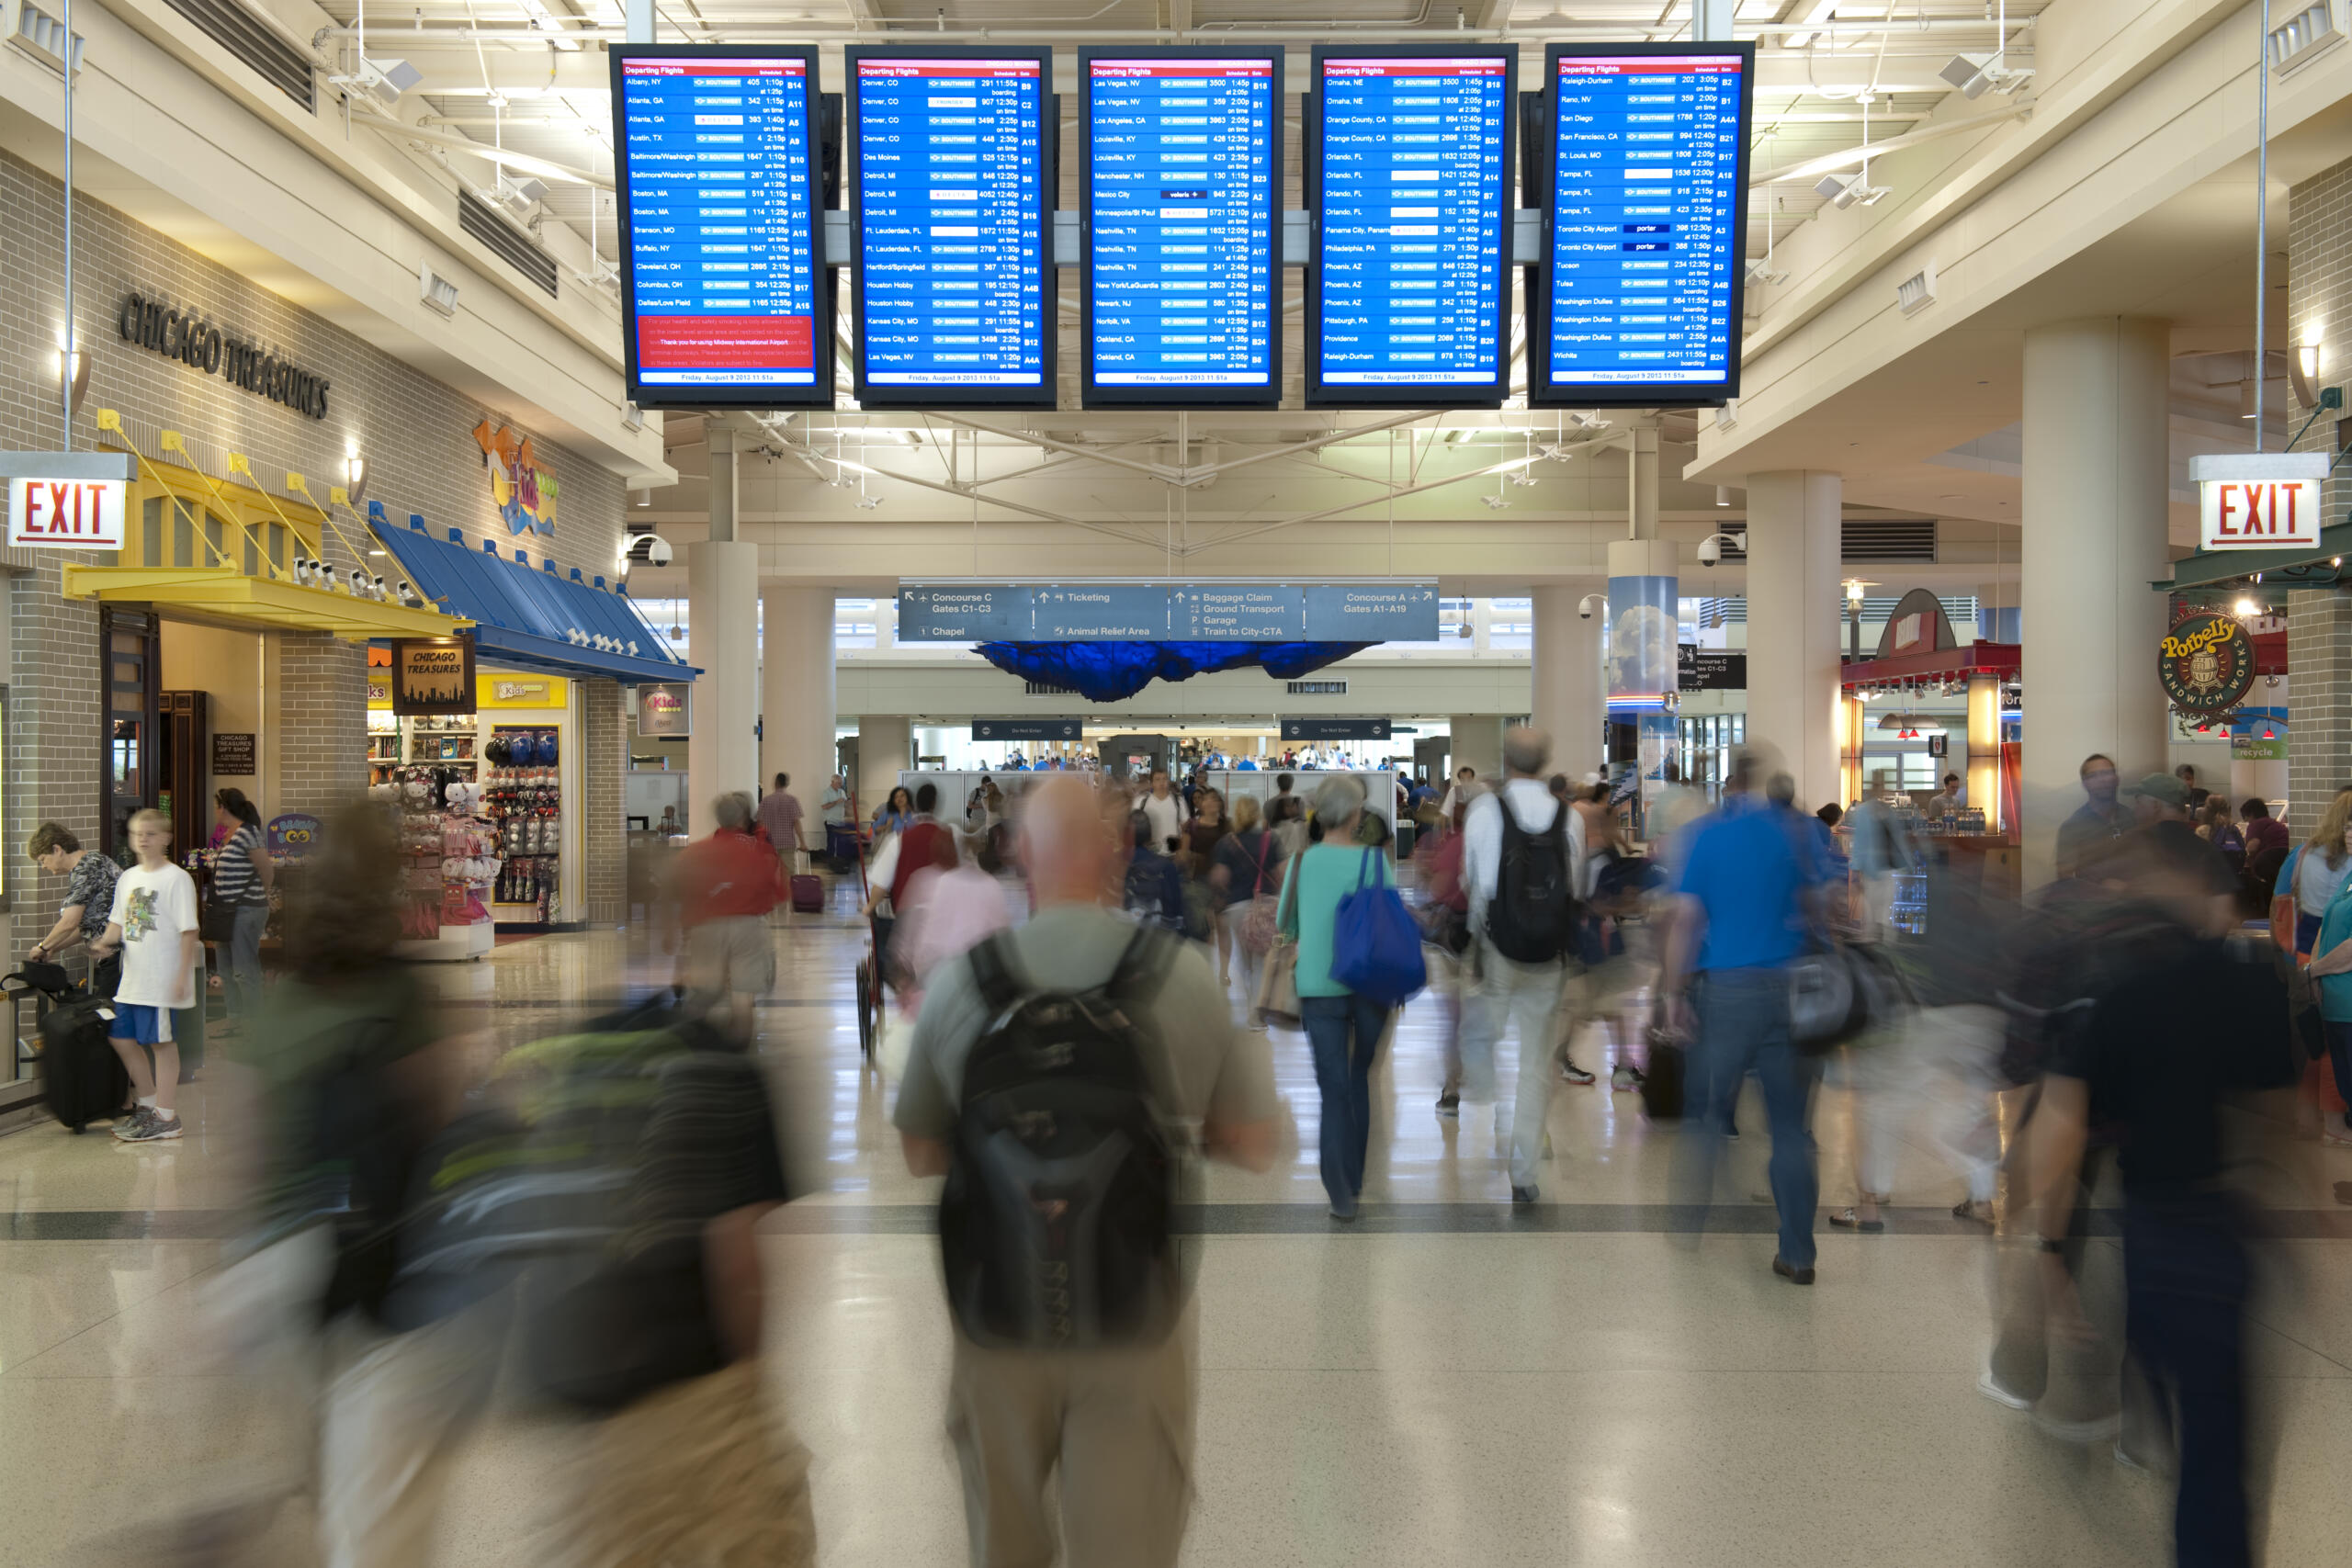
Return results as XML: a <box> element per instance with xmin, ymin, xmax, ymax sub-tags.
<box><xmin>1282</xmin><ymin>717</ymin><xmax>1392</xmax><ymax>741</ymax></box>
<box><xmin>899</xmin><ymin>582</ymin><xmax>1440</xmax><ymax>641</ymax></box>
<box><xmin>972</xmin><ymin>717</ymin><xmax>1083</xmax><ymax>741</ymax></box>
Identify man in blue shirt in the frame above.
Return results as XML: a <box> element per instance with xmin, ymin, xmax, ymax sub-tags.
<box><xmin>1660</xmin><ymin>751</ymin><xmax>1828</xmax><ymax>1282</ymax></box>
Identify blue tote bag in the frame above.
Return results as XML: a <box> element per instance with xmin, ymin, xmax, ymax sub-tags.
<box><xmin>1331</xmin><ymin>847</ymin><xmax>1427</xmax><ymax>1007</ymax></box>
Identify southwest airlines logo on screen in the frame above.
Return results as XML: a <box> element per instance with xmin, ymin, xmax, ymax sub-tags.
<box><xmin>619</xmin><ymin>57</ymin><xmax>818</xmax><ymax>388</ymax></box>
<box><xmin>1088</xmin><ymin>58</ymin><xmax>1275</xmax><ymax>388</ymax></box>
<box><xmin>1548</xmin><ymin>53</ymin><xmax>1743</xmax><ymax>388</ymax></box>
<box><xmin>1317</xmin><ymin>57</ymin><xmax>1509</xmax><ymax>386</ymax></box>
<box><xmin>857</xmin><ymin>57</ymin><xmax>1046</xmax><ymax>388</ymax></box>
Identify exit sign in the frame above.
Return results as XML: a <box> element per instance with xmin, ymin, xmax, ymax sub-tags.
<box><xmin>2191</xmin><ymin>451</ymin><xmax>2328</xmax><ymax>550</ymax></box>
<box><xmin>3</xmin><ymin>451</ymin><xmax>137</xmax><ymax>549</ymax></box>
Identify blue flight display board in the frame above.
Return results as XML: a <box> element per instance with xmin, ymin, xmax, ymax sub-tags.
<box><xmin>1535</xmin><ymin>42</ymin><xmax>1755</xmax><ymax>408</ymax></box>
<box><xmin>1308</xmin><ymin>49</ymin><xmax>1515</xmax><ymax>408</ymax></box>
<box><xmin>847</xmin><ymin>49</ymin><xmax>1053</xmax><ymax>406</ymax></box>
<box><xmin>1080</xmin><ymin>50</ymin><xmax>1282</xmax><ymax>407</ymax></box>
<box><xmin>610</xmin><ymin>47</ymin><xmax>831</xmax><ymax>409</ymax></box>
<box><xmin>899</xmin><ymin>583</ymin><xmax>1439</xmax><ymax>641</ymax></box>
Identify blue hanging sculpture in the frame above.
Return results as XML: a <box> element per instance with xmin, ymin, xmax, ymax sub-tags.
<box><xmin>976</xmin><ymin>640</ymin><xmax>1373</xmax><ymax>703</ymax></box>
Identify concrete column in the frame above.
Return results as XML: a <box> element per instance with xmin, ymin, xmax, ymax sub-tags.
<box><xmin>1531</xmin><ymin>585</ymin><xmax>1606</xmax><ymax>779</ymax></box>
<box><xmin>760</xmin><ymin>585</ymin><xmax>835</xmax><ymax>829</ymax></box>
<box><xmin>855</xmin><ymin>715</ymin><xmax>912</xmax><ymax>809</ymax></box>
<box><xmin>2020</xmin><ymin>317</ymin><xmax>2171</xmax><ymax>887</ymax></box>
<box><xmin>685</xmin><ymin>543</ymin><xmax>759</xmax><ymax>824</ymax></box>
<box><xmin>1627</xmin><ymin>420</ymin><xmax>1661</xmax><ymax>539</ymax></box>
<box><xmin>1744</xmin><ymin>470</ymin><xmax>1844</xmax><ymax>811</ymax></box>
<box><xmin>1448</xmin><ymin>715</ymin><xmax>1503</xmax><ymax>782</ymax></box>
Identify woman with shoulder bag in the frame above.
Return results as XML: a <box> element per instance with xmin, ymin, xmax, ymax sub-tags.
<box><xmin>1216</xmin><ymin>795</ymin><xmax>1284</xmax><ymax>1001</ymax></box>
<box><xmin>1274</xmin><ymin>775</ymin><xmax>1406</xmax><ymax>1220</ymax></box>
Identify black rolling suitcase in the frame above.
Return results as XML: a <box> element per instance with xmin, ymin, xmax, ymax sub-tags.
<box><xmin>39</xmin><ymin>998</ymin><xmax>130</xmax><ymax>1134</ymax></box>
<box><xmin>1639</xmin><ymin>1028</ymin><xmax>1686</xmax><ymax>1122</ymax></box>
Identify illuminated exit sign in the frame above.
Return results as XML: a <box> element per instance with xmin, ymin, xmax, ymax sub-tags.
<box><xmin>2</xmin><ymin>451</ymin><xmax>136</xmax><ymax>550</ymax></box>
<box><xmin>2191</xmin><ymin>450</ymin><xmax>2328</xmax><ymax>550</ymax></box>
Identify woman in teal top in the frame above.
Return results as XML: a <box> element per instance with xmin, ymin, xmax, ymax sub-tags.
<box><xmin>1276</xmin><ymin>774</ymin><xmax>1395</xmax><ymax>1219</ymax></box>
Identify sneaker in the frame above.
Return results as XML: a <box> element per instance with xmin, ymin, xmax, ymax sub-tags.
<box><xmin>1977</xmin><ymin>1369</ymin><xmax>2036</xmax><ymax>1412</ymax></box>
<box><xmin>116</xmin><ymin>1111</ymin><xmax>182</xmax><ymax>1144</ymax></box>
<box><xmin>1951</xmin><ymin>1197</ymin><xmax>1996</xmax><ymax>1226</ymax></box>
<box><xmin>110</xmin><ymin>1108</ymin><xmax>152</xmax><ymax>1141</ymax></box>
<box><xmin>1435</xmin><ymin>1091</ymin><xmax>1460</xmax><ymax>1118</ymax></box>
<box><xmin>1611</xmin><ymin>1064</ymin><xmax>1645</xmax><ymax>1092</ymax></box>
<box><xmin>1510</xmin><ymin>1185</ymin><xmax>1539</xmax><ymax>1205</ymax></box>
<box><xmin>1558</xmin><ymin>1059</ymin><xmax>1597</xmax><ymax>1086</ymax></box>
<box><xmin>2031</xmin><ymin>1407</ymin><xmax>2121</xmax><ymax>1445</ymax></box>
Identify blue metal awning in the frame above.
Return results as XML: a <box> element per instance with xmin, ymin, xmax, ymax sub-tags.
<box><xmin>369</xmin><ymin>515</ymin><xmax>695</xmax><ymax>683</ymax></box>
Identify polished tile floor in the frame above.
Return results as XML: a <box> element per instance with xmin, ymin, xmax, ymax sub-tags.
<box><xmin>5</xmin><ymin>878</ymin><xmax>2350</xmax><ymax>1566</ymax></box>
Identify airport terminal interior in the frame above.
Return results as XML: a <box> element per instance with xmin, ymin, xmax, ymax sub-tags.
<box><xmin>5</xmin><ymin>1</ymin><xmax>2352</xmax><ymax>1564</ymax></box>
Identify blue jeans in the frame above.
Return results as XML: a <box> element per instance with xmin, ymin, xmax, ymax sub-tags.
<box><xmin>1671</xmin><ymin>967</ymin><xmax>1818</xmax><ymax>1268</ymax></box>
<box><xmin>223</xmin><ymin>902</ymin><xmax>268</xmax><ymax>1021</ymax></box>
<box><xmin>2326</xmin><ymin>1020</ymin><xmax>2352</xmax><ymax>1107</ymax></box>
<box><xmin>1302</xmin><ymin>992</ymin><xmax>1388</xmax><ymax>1211</ymax></box>
<box><xmin>2124</xmin><ymin>1192</ymin><xmax>2251</xmax><ymax>1568</ymax></box>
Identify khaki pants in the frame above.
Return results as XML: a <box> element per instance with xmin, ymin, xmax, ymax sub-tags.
<box><xmin>946</xmin><ymin>1323</ymin><xmax>1195</xmax><ymax>1568</ymax></box>
<box><xmin>684</xmin><ymin>916</ymin><xmax>776</xmax><ymax>1021</ymax></box>
<box><xmin>548</xmin><ymin>1360</ymin><xmax>817</xmax><ymax>1568</ymax></box>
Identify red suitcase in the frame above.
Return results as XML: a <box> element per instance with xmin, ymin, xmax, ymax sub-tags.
<box><xmin>790</xmin><ymin>855</ymin><xmax>824</xmax><ymax>914</ymax></box>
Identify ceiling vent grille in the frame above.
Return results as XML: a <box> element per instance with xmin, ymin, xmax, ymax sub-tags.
<box><xmin>1841</xmin><ymin>519</ymin><xmax>1938</xmax><ymax>563</ymax></box>
<box><xmin>458</xmin><ymin>190</ymin><xmax>560</xmax><ymax>298</ymax></box>
<box><xmin>1895</xmin><ymin>262</ymin><xmax>1938</xmax><ymax>317</ymax></box>
<box><xmin>1023</xmin><ymin>680</ymin><xmax>1069</xmax><ymax>697</ymax></box>
<box><xmin>2271</xmin><ymin>1</ymin><xmax>2345</xmax><ymax>76</ymax></box>
<box><xmin>1286</xmin><ymin>679</ymin><xmax>1349</xmax><ymax>695</ymax></box>
<box><xmin>161</xmin><ymin>0</ymin><xmax>315</xmax><ymax>111</ymax></box>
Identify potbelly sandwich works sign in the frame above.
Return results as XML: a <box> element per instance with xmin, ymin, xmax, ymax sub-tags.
<box><xmin>2157</xmin><ymin>613</ymin><xmax>2255</xmax><ymax>715</ymax></box>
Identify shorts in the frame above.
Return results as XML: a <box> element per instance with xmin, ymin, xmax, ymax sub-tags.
<box><xmin>684</xmin><ymin>916</ymin><xmax>777</xmax><ymax>1010</ymax></box>
<box><xmin>109</xmin><ymin>1003</ymin><xmax>175</xmax><ymax>1045</ymax></box>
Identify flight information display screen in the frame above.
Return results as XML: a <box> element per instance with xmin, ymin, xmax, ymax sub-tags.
<box><xmin>1080</xmin><ymin>51</ymin><xmax>1281</xmax><ymax>406</ymax></box>
<box><xmin>1537</xmin><ymin>43</ymin><xmax>1755</xmax><ymax>407</ymax></box>
<box><xmin>611</xmin><ymin>47</ymin><xmax>830</xmax><ymax>408</ymax></box>
<box><xmin>1308</xmin><ymin>50</ymin><xmax>1514</xmax><ymax>407</ymax></box>
<box><xmin>848</xmin><ymin>49</ymin><xmax>1053</xmax><ymax>405</ymax></box>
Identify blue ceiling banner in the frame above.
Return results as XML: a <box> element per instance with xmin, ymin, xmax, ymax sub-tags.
<box><xmin>977</xmin><ymin>639</ymin><xmax>1369</xmax><ymax>702</ymax></box>
<box><xmin>370</xmin><ymin>517</ymin><xmax>697</xmax><ymax>683</ymax></box>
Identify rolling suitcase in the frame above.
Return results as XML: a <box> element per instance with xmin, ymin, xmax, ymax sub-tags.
<box><xmin>790</xmin><ymin>851</ymin><xmax>824</xmax><ymax>915</ymax></box>
<box><xmin>1639</xmin><ymin>1028</ymin><xmax>1685</xmax><ymax>1122</ymax></box>
<box><xmin>39</xmin><ymin>998</ymin><xmax>130</xmax><ymax>1134</ymax></box>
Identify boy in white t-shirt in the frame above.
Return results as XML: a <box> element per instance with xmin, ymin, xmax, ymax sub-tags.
<box><xmin>87</xmin><ymin>808</ymin><xmax>201</xmax><ymax>1142</ymax></box>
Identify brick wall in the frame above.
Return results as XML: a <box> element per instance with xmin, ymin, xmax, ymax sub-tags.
<box><xmin>580</xmin><ymin>678</ymin><xmax>625</xmax><ymax>924</ymax></box>
<box><xmin>269</xmin><ymin>633</ymin><xmax>369</xmax><ymax>817</ymax></box>
<box><xmin>5</xmin><ymin>150</ymin><xmax>639</xmax><ymax>950</ymax></box>
<box><xmin>2288</xmin><ymin>159</ymin><xmax>2352</xmax><ymax>837</ymax></box>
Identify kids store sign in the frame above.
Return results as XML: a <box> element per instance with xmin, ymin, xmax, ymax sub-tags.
<box><xmin>473</xmin><ymin>420</ymin><xmax>558</xmax><ymax>536</ymax></box>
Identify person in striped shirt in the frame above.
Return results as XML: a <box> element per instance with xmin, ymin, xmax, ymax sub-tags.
<box><xmin>210</xmin><ymin>788</ymin><xmax>275</xmax><ymax>1030</ymax></box>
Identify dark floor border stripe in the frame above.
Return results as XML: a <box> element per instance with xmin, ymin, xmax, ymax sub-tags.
<box><xmin>14</xmin><ymin>1204</ymin><xmax>2350</xmax><ymax>1244</ymax></box>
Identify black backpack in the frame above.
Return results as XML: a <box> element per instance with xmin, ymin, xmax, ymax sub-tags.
<box><xmin>940</xmin><ymin>929</ymin><xmax>1182</xmax><ymax>1351</ymax></box>
<box><xmin>1487</xmin><ymin>798</ymin><xmax>1576</xmax><ymax>964</ymax></box>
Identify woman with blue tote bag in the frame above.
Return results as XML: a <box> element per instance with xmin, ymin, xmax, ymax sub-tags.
<box><xmin>1278</xmin><ymin>775</ymin><xmax>1424</xmax><ymax>1219</ymax></box>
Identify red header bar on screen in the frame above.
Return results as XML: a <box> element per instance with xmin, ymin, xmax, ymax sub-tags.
<box><xmin>1090</xmin><ymin>60</ymin><xmax>1274</xmax><ymax>79</ymax></box>
<box><xmin>858</xmin><ymin>60</ymin><xmax>1043</xmax><ymax>79</ymax></box>
<box><xmin>622</xmin><ymin>59</ymin><xmax>807</xmax><ymax>78</ymax></box>
<box><xmin>1322</xmin><ymin>59</ymin><xmax>1508</xmax><ymax>78</ymax></box>
<box><xmin>1557</xmin><ymin>56</ymin><xmax>1744</xmax><ymax>77</ymax></box>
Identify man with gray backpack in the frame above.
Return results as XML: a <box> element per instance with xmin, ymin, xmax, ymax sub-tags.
<box><xmin>1458</xmin><ymin>727</ymin><xmax>1586</xmax><ymax>1204</ymax></box>
<box><xmin>895</xmin><ymin>775</ymin><xmax>1277</xmax><ymax>1568</ymax></box>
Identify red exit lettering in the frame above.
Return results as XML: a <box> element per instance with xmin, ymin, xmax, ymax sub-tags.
<box><xmin>2211</xmin><ymin>481</ymin><xmax>2312</xmax><ymax>541</ymax></box>
<box><xmin>10</xmin><ymin>479</ymin><xmax>124</xmax><ymax>546</ymax></box>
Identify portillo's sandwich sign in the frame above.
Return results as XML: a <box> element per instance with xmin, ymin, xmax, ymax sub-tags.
<box><xmin>2157</xmin><ymin>612</ymin><xmax>2256</xmax><ymax>715</ymax></box>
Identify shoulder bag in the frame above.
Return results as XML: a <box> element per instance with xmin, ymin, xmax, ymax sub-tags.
<box><xmin>1331</xmin><ymin>848</ymin><xmax>1428</xmax><ymax>1008</ymax></box>
<box><xmin>1253</xmin><ymin>852</ymin><xmax>1303</xmax><ymax>1030</ymax></box>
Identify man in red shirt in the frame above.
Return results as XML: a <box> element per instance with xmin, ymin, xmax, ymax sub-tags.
<box><xmin>889</xmin><ymin>782</ymin><xmax>959</xmax><ymax>913</ymax></box>
<box><xmin>672</xmin><ymin>792</ymin><xmax>786</xmax><ymax>1042</ymax></box>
